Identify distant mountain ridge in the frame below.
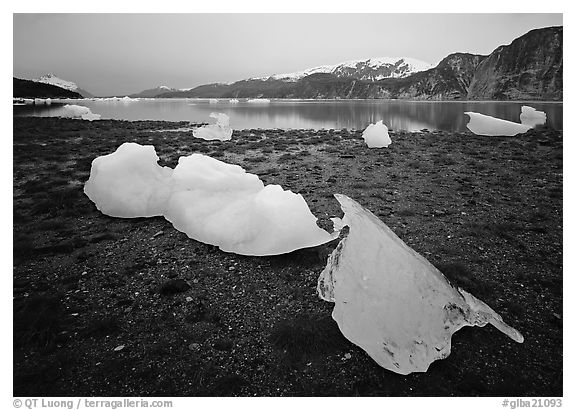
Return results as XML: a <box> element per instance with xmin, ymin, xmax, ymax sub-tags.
<box><xmin>35</xmin><ymin>73</ymin><xmax>94</xmax><ymax>98</ymax></box>
<box><xmin>13</xmin><ymin>77</ymin><xmax>83</xmax><ymax>99</ymax></box>
<box><xmin>155</xmin><ymin>26</ymin><xmax>562</xmax><ymax>101</ymax></box>
<box><xmin>129</xmin><ymin>85</ymin><xmax>181</xmax><ymax>98</ymax></box>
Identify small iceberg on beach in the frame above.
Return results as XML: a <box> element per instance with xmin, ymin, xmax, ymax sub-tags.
<box><xmin>362</xmin><ymin>120</ymin><xmax>391</xmax><ymax>148</ymax></box>
<box><xmin>318</xmin><ymin>194</ymin><xmax>524</xmax><ymax>375</ymax></box>
<box><xmin>83</xmin><ymin>143</ymin><xmax>172</xmax><ymax>217</ymax></box>
<box><xmin>229</xmin><ymin>99</ymin><xmax>239</xmax><ymax>103</ymax></box>
<box><xmin>63</xmin><ymin>104</ymin><xmax>101</xmax><ymax>121</ymax></box>
<box><xmin>209</xmin><ymin>98</ymin><xmax>218</xmax><ymax>104</ymax></box>
<box><xmin>519</xmin><ymin>106</ymin><xmax>547</xmax><ymax>128</ymax></box>
<box><xmin>192</xmin><ymin>112</ymin><xmax>233</xmax><ymax>141</ymax></box>
<box><xmin>84</xmin><ymin>143</ymin><xmax>335</xmax><ymax>256</ymax></box>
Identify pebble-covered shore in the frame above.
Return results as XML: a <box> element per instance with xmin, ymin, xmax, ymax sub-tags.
<box><xmin>13</xmin><ymin>117</ymin><xmax>562</xmax><ymax>396</ymax></box>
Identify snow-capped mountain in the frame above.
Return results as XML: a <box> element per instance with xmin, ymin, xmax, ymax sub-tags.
<box><xmin>34</xmin><ymin>73</ymin><xmax>94</xmax><ymax>97</ymax></box>
<box><xmin>257</xmin><ymin>57</ymin><xmax>433</xmax><ymax>82</ymax></box>
<box><xmin>129</xmin><ymin>85</ymin><xmax>182</xmax><ymax>98</ymax></box>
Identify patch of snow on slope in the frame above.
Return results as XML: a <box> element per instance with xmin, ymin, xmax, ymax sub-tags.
<box><xmin>36</xmin><ymin>73</ymin><xmax>79</xmax><ymax>91</ymax></box>
<box><xmin>265</xmin><ymin>57</ymin><xmax>433</xmax><ymax>82</ymax></box>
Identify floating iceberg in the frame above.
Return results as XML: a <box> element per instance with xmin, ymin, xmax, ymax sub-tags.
<box><xmin>209</xmin><ymin>98</ymin><xmax>218</xmax><ymax>104</ymax></box>
<box><xmin>318</xmin><ymin>194</ymin><xmax>523</xmax><ymax>375</ymax></box>
<box><xmin>229</xmin><ymin>99</ymin><xmax>240</xmax><ymax>103</ymax></box>
<box><xmin>62</xmin><ymin>104</ymin><xmax>101</xmax><ymax>121</ymax></box>
<box><xmin>247</xmin><ymin>98</ymin><xmax>270</xmax><ymax>103</ymax></box>
<box><xmin>362</xmin><ymin>120</ymin><xmax>391</xmax><ymax>148</ymax></box>
<box><xmin>192</xmin><ymin>112</ymin><xmax>233</xmax><ymax>141</ymax></box>
<box><xmin>519</xmin><ymin>106</ymin><xmax>547</xmax><ymax>128</ymax></box>
<box><xmin>85</xmin><ymin>143</ymin><xmax>335</xmax><ymax>256</ymax></box>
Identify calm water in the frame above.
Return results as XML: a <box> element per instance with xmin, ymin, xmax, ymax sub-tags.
<box><xmin>14</xmin><ymin>98</ymin><xmax>563</xmax><ymax>132</ymax></box>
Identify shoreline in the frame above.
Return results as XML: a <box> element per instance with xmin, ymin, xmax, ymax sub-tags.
<box><xmin>13</xmin><ymin>116</ymin><xmax>562</xmax><ymax>396</ymax></box>
<box><xmin>15</xmin><ymin>97</ymin><xmax>565</xmax><ymax>103</ymax></box>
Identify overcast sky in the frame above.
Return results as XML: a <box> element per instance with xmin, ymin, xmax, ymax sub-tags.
<box><xmin>13</xmin><ymin>13</ymin><xmax>562</xmax><ymax>96</ymax></box>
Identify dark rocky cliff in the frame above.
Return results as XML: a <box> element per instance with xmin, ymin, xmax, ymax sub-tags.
<box><xmin>467</xmin><ymin>26</ymin><xmax>562</xmax><ymax>100</ymax></box>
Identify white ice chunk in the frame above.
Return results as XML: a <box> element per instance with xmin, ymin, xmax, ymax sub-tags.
<box><xmin>318</xmin><ymin>194</ymin><xmax>524</xmax><ymax>375</ymax></box>
<box><xmin>520</xmin><ymin>106</ymin><xmax>547</xmax><ymax>128</ymax></box>
<box><xmin>81</xmin><ymin>112</ymin><xmax>101</xmax><ymax>121</ymax></box>
<box><xmin>330</xmin><ymin>217</ymin><xmax>345</xmax><ymax>233</ymax></box>
<box><xmin>209</xmin><ymin>98</ymin><xmax>218</xmax><ymax>104</ymax></box>
<box><xmin>247</xmin><ymin>98</ymin><xmax>271</xmax><ymax>103</ymax></box>
<box><xmin>84</xmin><ymin>143</ymin><xmax>173</xmax><ymax>217</ymax></box>
<box><xmin>84</xmin><ymin>144</ymin><xmax>335</xmax><ymax>256</ymax></box>
<box><xmin>229</xmin><ymin>99</ymin><xmax>239</xmax><ymax>103</ymax></box>
<box><xmin>62</xmin><ymin>104</ymin><xmax>101</xmax><ymax>121</ymax></box>
<box><xmin>362</xmin><ymin>120</ymin><xmax>392</xmax><ymax>148</ymax></box>
<box><xmin>165</xmin><ymin>154</ymin><xmax>335</xmax><ymax>255</ymax></box>
<box><xmin>464</xmin><ymin>112</ymin><xmax>530</xmax><ymax>136</ymax></box>
<box><xmin>192</xmin><ymin>112</ymin><xmax>233</xmax><ymax>141</ymax></box>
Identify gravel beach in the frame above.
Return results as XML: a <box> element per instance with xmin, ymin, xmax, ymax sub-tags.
<box><xmin>13</xmin><ymin>117</ymin><xmax>562</xmax><ymax>396</ymax></box>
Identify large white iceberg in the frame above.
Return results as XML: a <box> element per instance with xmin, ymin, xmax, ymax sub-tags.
<box><xmin>192</xmin><ymin>112</ymin><xmax>233</xmax><ymax>141</ymax></box>
<box><xmin>164</xmin><ymin>154</ymin><xmax>335</xmax><ymax>255</ymax></box>
<box><xmin>84</xmin><ymin>143</ymin><xmax>335</xmax><ymax>255</ymax></box>
<box><xmin>362</xmin><ymin>120</ymin><xmax>392</xmax><ymax>148</ymax></box>
<box><xmin>62</xmin><ymin>104</ymin><xmax>101</xmax><ymax>121</ymax></box>
<box><xmin>318</xmin><ymin>194</ymin><xmax>524</xmax><ymax>375</ymax></box>
<box><xmin>519</xmin><ymin>106</ymin><xmax>547</xmax><ymax>128</ymax></box>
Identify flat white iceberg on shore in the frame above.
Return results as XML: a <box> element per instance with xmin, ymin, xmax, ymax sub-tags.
<box><xmin>464</xmin><ymin>112</ymin><xmax>530</xmax><ymax>136</ymax></box>
<box><xmin>192</xmin><ymin>112</ymin><xmax>233</xmax><ymax>141</ymax></box>
<box><xmin>318</xmin><ymin>194</ymin><xmax>524</xmax><ymax>375</ymax></box>
<box><xmin>85</xmin><ymin>143</ymin><xmax>335</xmax><ymax>256</ymax></box>
<box><xmin>362</xmin><ymin>120</ymin><xmax>391</xmax><ymax>148</ymax></box>
<box><xmin>62</xmin><ymin>104</ymin><xmax>101</xmax><ymax>121</ymax></box>
<box><xmin>465</xmin><ymin>105</ymin><xmax>546</xmax><ymax>137</ymax></box>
